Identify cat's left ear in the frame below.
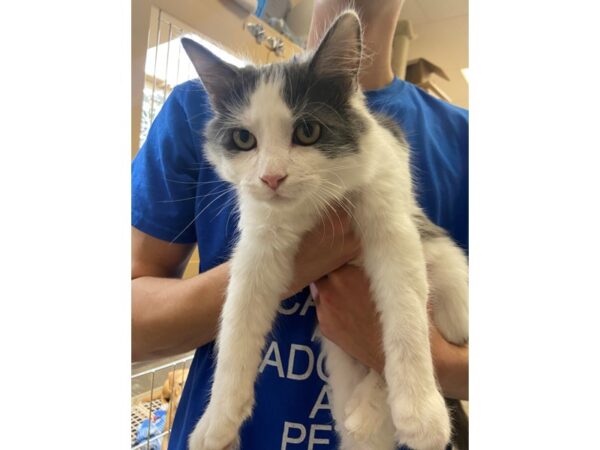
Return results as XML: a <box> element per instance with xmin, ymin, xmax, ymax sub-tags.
<box><xmin>310</xmin><ymin>10</ymin><xmax>362</xmax><ymax>88</ymax></box>
<box><xmin>181</xmin><ymin>37</ymin><xmax>238</xmax><ymax>102</ymax></box>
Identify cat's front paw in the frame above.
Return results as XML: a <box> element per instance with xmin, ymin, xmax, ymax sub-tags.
<box><xmin>343</xmin><ymin>371</ymin><xmax>388</xmax><ymax>442</ymax></box>
<box><xmin>188</xmin><ymin>404</ymin><xmax>240</xmax><ymax>450</ymax></box>
<box><xmin>390</xmin><ymin>390</ymin><xmax>450</xmax><ymax>450</ymax></box>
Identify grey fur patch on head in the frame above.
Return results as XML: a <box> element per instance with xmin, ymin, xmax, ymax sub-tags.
<box><xmin>204</xmin><ymin>59</ymin><xmax>368</xmax><ymax>159</ymax></box>
<box><xmin>275</xmin><ymin>9</ymin><xmax>367</xmax><ymax>158</ymax></box>
<box><xmin>203</xmin><ymin>67</ymin><xmax>260</xmax><ymax>154</ymax></box>
<box><xmin>209</xmin><ymin>67</ymin><xmax>260</xmax><ymax>115</ymax></box>
<box><xmin>278</xmin><ymin>60</ymin><xmax>367</xmax><ymax>158</ymax></box>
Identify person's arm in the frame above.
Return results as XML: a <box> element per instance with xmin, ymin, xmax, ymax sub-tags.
<box><xmin>132</xmin><ymin>227</ymin><xmax>227</xmax><ymax>362</ymax></box>
<box><xmin>132</xmin><ymin>209</ymin><xmax>360</xmax><ymax>362</ymax></box>
<box><xmin>311</xmin><ymin>264</ymin><xmax>469</xmax><ymax>400</ymax></box>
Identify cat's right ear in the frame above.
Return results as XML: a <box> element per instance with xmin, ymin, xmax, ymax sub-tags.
<box><xmin>181</xmin><ymin>37</ymin><xmax>238</xmax><ymax>100</ymax></box>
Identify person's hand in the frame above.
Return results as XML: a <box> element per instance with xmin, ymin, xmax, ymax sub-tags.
<box><xmin>311</xmin><ymin>264</ymin><xmax>385</xmax><ymax>372</ymax></box>
<box><xmin>311</xmin><ymin>264</ymin><xmax>469</xmax><ymax>399</ymax></box>
<box><xmin>427</xmin><ymin>302</ymin><xmax>469</xmax><ymax>399</ymax></box>
<box><xmin>286</xmin><ymin>207</ymin><xmax>361</xmax><ymax>296</ymax></box>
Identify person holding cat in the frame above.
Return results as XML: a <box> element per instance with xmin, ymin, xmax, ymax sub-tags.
<box><xmin>132</xmin><ymin>0</ymin><xmax>468</xmax><ymax>449</ymax></box>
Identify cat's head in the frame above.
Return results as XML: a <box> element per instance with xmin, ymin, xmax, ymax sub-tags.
<box><xmin>182</xmin><ymin>11</ymin><xmax>370</xmax><ymax>209</ymax></box>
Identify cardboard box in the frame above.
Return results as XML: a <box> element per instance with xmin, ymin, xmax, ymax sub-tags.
<box><xmin>405</xmin><ymin>57</ymin><xmax>452</xmax><ymax>102</ymax></box>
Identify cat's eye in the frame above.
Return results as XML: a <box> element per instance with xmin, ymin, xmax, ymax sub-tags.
<box><xmin>232</xmin><ymin>129</ymin><xmax>257</xmax><ymax>151</ymax></box>
<box><xmin>294</xmin><ymin>122</ymin><xmax>321</xmax><ymax>146</ymax></box>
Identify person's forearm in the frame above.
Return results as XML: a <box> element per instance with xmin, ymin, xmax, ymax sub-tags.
<box><xmin>132</xmin><ymin>262</ymin><xmax>229</xmax><ymax>362</ymax></box>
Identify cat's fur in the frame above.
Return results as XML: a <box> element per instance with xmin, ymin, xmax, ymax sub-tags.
<box><xmin>181</xmin><ymin>10</ymin><xmax>468</xmax><ymax>450</ymax></box>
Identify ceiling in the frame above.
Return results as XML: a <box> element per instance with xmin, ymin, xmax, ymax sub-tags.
<box><xmin>401</xmin><ymin>0</ymin><xmax>468</xmax><ymax>25</ymax></box>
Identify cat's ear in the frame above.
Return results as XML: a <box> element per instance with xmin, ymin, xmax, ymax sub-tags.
<box><xmin>181</xmin><ymin>37</ymin><xmax>238</xmax><ymax>100</ymax></box>
<box><xmin>310</xmin><ymin>11</ymin><xmax>362</xmax><ymax>87</ymax></box>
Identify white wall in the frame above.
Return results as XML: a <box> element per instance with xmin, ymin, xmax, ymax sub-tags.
<box><xmin>407</xmin><ymin>14</ymin><xmax>468</xmax><ymax>108</ymax></box>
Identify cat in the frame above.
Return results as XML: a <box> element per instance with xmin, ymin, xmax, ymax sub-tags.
<box><xmin>181</xmin><ymin>10</ymin><xmax>468</xmax><ymax>450</ymax></box>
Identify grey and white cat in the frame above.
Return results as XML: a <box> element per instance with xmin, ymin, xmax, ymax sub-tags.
<box><xmin>181</xmin><ymin>10</ymin><xmax>468</xmax><ymax>450</ymax></box>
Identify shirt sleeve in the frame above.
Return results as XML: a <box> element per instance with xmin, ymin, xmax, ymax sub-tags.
<box><xmin>132</xmin><ymin>83</ymin><xmax>209</xmax><ymax>244</ymax></box>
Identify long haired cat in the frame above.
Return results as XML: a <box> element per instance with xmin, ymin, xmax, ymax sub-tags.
<box><xmin>181</xmin><ymin>10</ymin><xmax>468</xmax><ymax>450</ymax></box>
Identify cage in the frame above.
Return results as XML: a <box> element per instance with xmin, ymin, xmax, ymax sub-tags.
<box><xmin>131</xmin><ymin>354</ymin><xmax>194</xmax><ymax>450</ymax></box>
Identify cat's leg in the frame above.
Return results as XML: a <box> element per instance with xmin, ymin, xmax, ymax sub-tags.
<box><xmin>322</xmin><ymin>329</ymin><xmax>396</xmax><ymax>450</ymax></box>
<box><xmin>356</xmin><ymin>198</ymin><xmax>451</xmax><ymax>450</ymax></box>
<box><xmin>343</xmin><ymin>368</ymin><xmax>396</xmax><ymax>449</ymax></box>
<box><xmin>188</xmin><ymin>229</ymin><xmax>302</xmax><ymax>450</ymax></box>
<box><xmin>423</xmin><ymin>236</ymin><xmax>469</xmax><ymax>345</ymax></box>
<box><xmin>320</xmin><ymin>337</ymin><xmax>370</xmax><ymax>450</ymax></box>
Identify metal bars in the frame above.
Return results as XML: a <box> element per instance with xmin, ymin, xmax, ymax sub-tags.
<box><xmin>131</xmin><ymin>354</ymin><xmax>194</xmax><ymax>449</ymax></box>
<box><xmin>140</xmin><ymin>8</ymin><xmax>195</xmax><ymax>146</ymax></box>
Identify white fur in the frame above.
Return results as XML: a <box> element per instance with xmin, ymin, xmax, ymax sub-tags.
<box><xmin>189</xmin><ymin>57</ymin><xmax>468</xmax><ymax>450</ymax></box>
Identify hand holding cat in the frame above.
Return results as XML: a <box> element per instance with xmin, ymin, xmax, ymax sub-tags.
<box><xmin>310</xmin><ymin>264</ymin><xmax>385</xmax><ymax>373</ymax></box>
<box><xmin>311</xmin><ymin>264</ymin><xmax>469</xmax><ymax>399</ymax></box>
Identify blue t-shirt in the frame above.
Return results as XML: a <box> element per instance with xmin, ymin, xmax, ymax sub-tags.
<box><xmin>132</xmin><ymin>78</ymin><xmax>468</xmax><ymax>450</ymax></box>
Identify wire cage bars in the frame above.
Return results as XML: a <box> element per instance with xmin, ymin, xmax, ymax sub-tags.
<box><xmin>131</xmin><ymin>354</ymin><xmax>194</xmax><ymax>450</ymax></box>
<box><xmin>141</xmin><ymin>8</ymin><xmax>199</xmax><ymax>147</ymax></box>
<box><xmin>134</xmin><ymin>10</ymin><xmax>203</xmax><ymax>448</ymax></box>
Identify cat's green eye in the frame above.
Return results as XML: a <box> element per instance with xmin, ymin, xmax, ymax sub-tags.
<box><xmin>294</xmin><ymin>122</ymin><xmax>321</xmax><ymax>146</ymax></box>
<box><xmin>232</xmin><ymin>129</ymin><xmax>257</xmax><ymax>150</ymax></box>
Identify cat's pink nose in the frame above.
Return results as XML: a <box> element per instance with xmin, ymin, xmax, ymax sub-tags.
<box><xmin>260</xmin><ymin>174</ymin><xmax>287</xmax><ymax>190</ymax></box>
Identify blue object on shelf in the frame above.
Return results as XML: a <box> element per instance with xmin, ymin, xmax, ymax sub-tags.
<box><xmin>135</xmin><ymin>409</ymin><xmax>167</xmax><ymax>450</ymax></box>
<box><xmin>255</xmin><ymin>0</ymin><xmax>266</xmax><ymax>17</ymax></box>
